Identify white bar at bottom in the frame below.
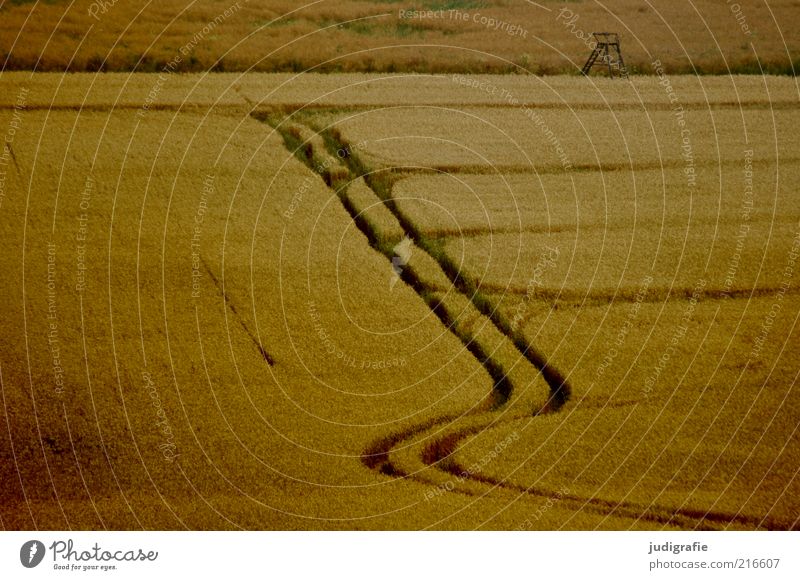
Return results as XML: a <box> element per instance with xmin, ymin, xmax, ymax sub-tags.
<box><xmin>1</xmin><ymin>531</ymin><xmax>797</xmax><ymax>579</ymax></box>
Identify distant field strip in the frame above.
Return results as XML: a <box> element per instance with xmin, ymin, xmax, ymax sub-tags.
<box><xmin>2</xmin><ymin>74</ymin><xmax>798</xmax><ymax>110</ymax></box>
<box><xmin>258</xmin><ymin>113</ymin><xmax>566</xmax><ymax>414</ymax></box>
<box><xmin>438</xmin><ymin>223</ymin><xmax>800</xmax><ymax>300</ymax></box>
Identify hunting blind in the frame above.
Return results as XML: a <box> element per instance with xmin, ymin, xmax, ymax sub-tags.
<box><xmin>582</xmin><ymin>32</ymin><xmax>629</xmax><ymax>78</ymax></box>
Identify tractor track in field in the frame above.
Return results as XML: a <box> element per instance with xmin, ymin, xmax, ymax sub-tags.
<box><xmin>259</xmin><ymin>112</ymin><xmax>789</xmax><ymax>531</ymax></box>
<box><xmin>200</xmin><ymin>256</ymin><xmax>274</xmax><ymax>366</ymax></box>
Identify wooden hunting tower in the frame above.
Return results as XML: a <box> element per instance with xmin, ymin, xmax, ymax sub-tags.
<box><xmin>582</xmin><ymin>32</ymin><xmax>628</xmax><ymax>78</ymax></box>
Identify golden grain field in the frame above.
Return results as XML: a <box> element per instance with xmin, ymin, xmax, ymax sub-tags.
<box><xmin>1</xmin><ymin>1</ymin><xmax>798</xmax><ymax>75</ymax></box>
